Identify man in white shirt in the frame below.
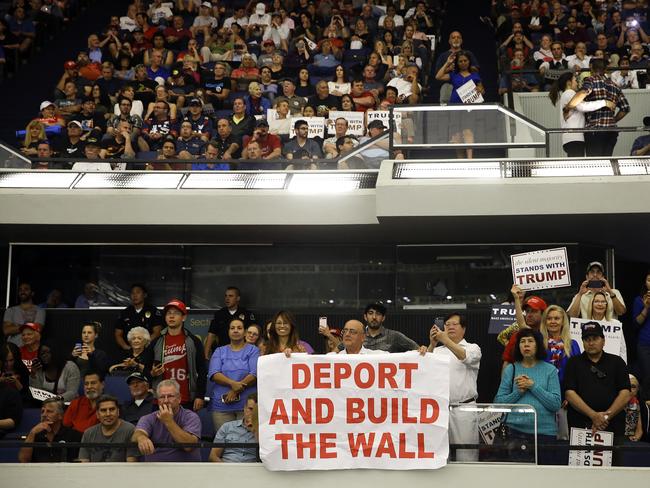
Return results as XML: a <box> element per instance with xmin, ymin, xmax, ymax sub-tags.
<box><xmin>223</xmin><ymin>7</ymin><xmax>249</xmax><ymax>29</ymax></box>
<box><xmin>248</xmin><ymin>2</ymin><xmax>271</xmax><ymax>28</ymax></box>
<box><xmin>427</xmin><ymin>313</ymin><xmax>481</xmax><ymax>461</ymax></box>
<box><xmin>335</xmin><ymin>320</ymin><xmax>384</xmax><ymax>355</ymax></box>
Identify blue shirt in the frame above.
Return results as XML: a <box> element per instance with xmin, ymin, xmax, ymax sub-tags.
<box><xmin>631</xmin><ymin>134</ymin><xmax>650</xmax><ymax>156</ymax></box>
<box><xmin>449</xmin><ymin>71</ymin><xmax>482</xmax><ymax>104</ymax></box>
<box><xmin>213</xmin><ymin>419</ymin><xmax>257</xmax><ymax>462</ymax></box>
<box><xmin>494</xmin><ymin>361</ymin><xmax>562</xmax><ymax>436</ymax></box>
<box><xmin>632</xmin><ymin>295</ymin><xmax>650</xmax><ymax>346</ymax></box>
<box><xmin>208</xmin><ymin>343</ymin><xmax>259</xmax><ymax>412</ymax></box>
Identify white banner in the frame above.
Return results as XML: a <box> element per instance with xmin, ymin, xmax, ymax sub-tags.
<box><xmin>511</xmin><ymin>247</ymin><xmax>571</xmax><ymax>291</ymax></box>
<box><xmin>477</xmin><ymin>411</ymin><xmax>504</xmax><ymax>445</ymax></box>
<box><xmin>326</xmin><ymin>111</ymin><xmax>365</xmax><ymax>136</ymax></box>
<box><xmin>366</xmin><ymin>110</ymin><xmax>403</xmax><ymax>133</ymax></box>
<box><xmin>29</xmin><ymin>386</ymin><xmax>57</xmax><ymax>402</ymax></box>
<box><xmin>258</xmin><ymin>352</ymin><xmax>450</xmax><ymax>471</ymax></box>
<box><xmin>289</xmin><ymin>116</ymin><xmax>325</xmax><ymax>138</ymax></box>
<box><xmin>568</xmin><ymin>428</ymin><xmax>613</xmax><ymax>467</ymax></box>
<box><xmin>569</xmin><ymin>317</ymin><xmax>623</xmax><ymax>359</ymax></box>
<box><xmin>456</xmin><ymin>79</ymin><xmax>484</xmax><ymax>104</ymax></box>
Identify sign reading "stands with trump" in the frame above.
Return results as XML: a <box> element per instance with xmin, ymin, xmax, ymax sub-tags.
<box><xmin>258</xmin><ymin>353</ymin><xmax>450</xmax><ymax>471</ymax></box>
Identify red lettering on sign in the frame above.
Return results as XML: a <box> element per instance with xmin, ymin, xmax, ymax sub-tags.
<box><xmin>292</xmin><ymin>364</ymin><xmax>310</xmax><ymax>389</ymax></box>
<box><xmin>269</xmin><ymin>399</ymin><xmax>289</xmax><ymax>424</ymax></box>
<box><xmin>276</xmin><ymin>433</ymin><xmax>293</xmax><ymax>459</ymax></box>
<box><xmin>417</xmin><ymin>433</ymin><xmax>434</xmax><ymax>458</ymax></box>
<box><xmin>420</xmin><ymin>398</ymin><xmax>440</xmax><ymax>424</ymax></box>
<box><xmin>375</xmin><ymin>432</ymin><xmax>396</xmax><ymax>458</ymax></box>
<box><xmin>398</xmin><ymin>433</ymin><xmax>416</xmax><ymax>458</ymax></box>
<box><xmin>319</xmin><ymin>433</ymin><xmax>337</xmax><ymax>458</ymax></box>
<box><xmin>348</xmin><ymin>432</ymin><xmax>375</xmax><ymax>457</ymax></box>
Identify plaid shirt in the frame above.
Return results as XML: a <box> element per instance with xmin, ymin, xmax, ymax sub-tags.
<box><xmin>581</xmin><ymin>74</ymin><xmax>630</xmax><ymax>128</ymax></box>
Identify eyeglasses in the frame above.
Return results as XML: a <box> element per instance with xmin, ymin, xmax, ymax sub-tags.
<box><xmin>342</xmin><ymin>328</ymin><xmax>361</xmax><ymax>335</ymax></box>
<box><xmin>590</xmin><ymin>365</ymin><xmax>607</xmax><ymax>379</ymax></box>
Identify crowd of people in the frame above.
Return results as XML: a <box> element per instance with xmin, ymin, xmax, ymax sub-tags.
<box><xmin>2</xmin><ymin>261</ymin><xmax>650</xmax><ymax>464</ymax></box>
<box><xmin>14</xmin><ymin>0</ymin><xmax>447</xmax><ymax>170</ymax></box>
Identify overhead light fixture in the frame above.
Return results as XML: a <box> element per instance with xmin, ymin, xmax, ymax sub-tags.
<box><xmin>617</xmin><ymin>159</ymin><xmax>650</xmax><ymax>175</ymax></box>
<box><xmin>393</xmin><ymin>163</ymin><xmax>501</xmax><ymax>179</ymax></box>
<box><xmin>75</xmin><ymin>172</ymin><xmax>183</xmax><ymax>189</ymax></box>
<box><xmin>0</xmin><ymin>171</ymin><xmax>79</xmax><ymax>188</ymax></box>
<box><xmin>182</xmin><ymin>172</ymin><xmax>287</xmax><ymax>189</ymax></box>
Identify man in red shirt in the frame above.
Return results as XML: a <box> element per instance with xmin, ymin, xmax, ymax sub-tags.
<box><xmin>19</xmin><ymin>322</ymin><xmax>41</xmax><ymax>371</ymax></box>
<box><xmin>241</xmin><ymin>120</ymin><xmax>281</xmax><ymax>159</ymax></box>
<box><xmin>350</xmin><ymin>79</ymin><xmax>376</xmax><ymax>112</ymax></box>
<box><xmin>149</xmin><ymin>299</ymin><xmax>206</xmax><ymax>411</ymax></box>
<box><xmin>63</xmin><ymin>371</ymin><xmax>104</xmax><ymax>433</ymax></box>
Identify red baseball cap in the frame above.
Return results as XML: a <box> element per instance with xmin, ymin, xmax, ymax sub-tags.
<box><xmin>64</xmin><ymin>60</ymin><xmax>77</xmax><ymax>70</ymax></box>
<box><xmin>524</xmin><ymin>296</ymin><xmax>548</xmax><ymax>311</ymax></box>
<box><xmin>20</xmin><ymin>322</ymin><xmax>42</xmax><ymax>334</ymax></box>
<box><xmin>163</xmin><ymin>299</ymin><xmax>187</xmax><ymax>315</ymax></box>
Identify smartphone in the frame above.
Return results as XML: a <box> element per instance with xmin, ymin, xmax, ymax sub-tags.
<box><xmin>434</xmin><ymin>317</ymin><xmax>445</xmax><ymax>330</ymax></box>
<box><xmin>319</xmin><ymin>316</ymin><xmax>327</xmax><ymax>328</ymax></box>
<box><xmin>31</xmin><ymin>358</ymin><xmax>41</xmax><ymax>369</ymax></box>
<box><xmin>587</xmin><ymin>280</ymin><xmax>604</xmax><ymax>289</ymax></box>
<box><xmin>626</xmin><ymin>19</ymin><xmax>638</xmax><ymax>28</ymax></box>
<box><xmin>75</xmin><ymin>343</ymin><xmax>82</xmax><ymax>350</ymax></box>
<box><xmin>221</xmin><ymin>393</ymin><xmax>240</xmax><ymax>403</ymax></box>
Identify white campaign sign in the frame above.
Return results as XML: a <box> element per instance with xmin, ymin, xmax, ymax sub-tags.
<box><xmin>456</xmin><ymin>79</ymin><xmax>484</xmax><ymax>104</ymax></box>
<box><xmin>511</xmin><ymin>247</ymin><xmax>571</xmax><ymax>291</ymax></box>
<box><xmin>326</xmin><ymin>111</ymin><xmax>366</xmax><ymax>136</ymax></box>
<box><xmin>258</xmin><ymin>352</ymin><xmax>450</xmax><ymax>471</ymax></box>
<box><xmin>366</xmin><ymin>110</ymin><xmax>403</xmax><ymax>133</ymax></box>
<box><xmin>568</xmin><ymin>428</ymin><xmax>613</xmax><ymax>467</ymax></box>
<box><xmin>569</xmin><ymin>317</ymin><xmax>623</xmax><ymax>359</ymax></box>
<box><xmin>289</xmin><ymin>117</ymin><xmax>325</xmax><ymax>138</ymax></box>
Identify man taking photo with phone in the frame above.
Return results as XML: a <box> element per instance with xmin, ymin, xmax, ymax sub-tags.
<box><xmin>567</xmin><ymin>261</ymin><xmax>626</xmax><ymax>320</ymax></box>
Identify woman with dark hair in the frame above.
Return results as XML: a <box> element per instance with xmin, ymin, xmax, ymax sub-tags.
<box><xmin>548</xmin><ymin>71</ymin><xmax>615</xmax><ymax>157</ymax></box>
<box><xmin>29</xmin><ymin>342</ymin><xmax>80</xmax><ymax>402</ymax></box>
<box><xmin>208</xmin><ymin>317</ymin><xmax>259</xmax><ymax>432</ymax></box>
<box><xmin>143</xmin><ymin>31</ymin><xmax>174</xmax><ymax>68</ymax></box>
<box><xmin>71</xmin><ymin>321</ymin><xmax>109</xmax><ymax>378</ymax></box>
<box><xmin>261</xmin><ymin>311</ymin><xmax>313</xmax><ymax>355</ymax></box>
<box><xmin>633</xmin><ymin>272</ymin><xmax>650</xmax><ymax>393</ymax></box>
<box><xmin>1</xmin><ymin>343</ymin><xmax>30</xmax><ymax>401</ymax></box>
<box><xmin>90</xmin><ymin>83</ymin><xmax>111</xmax><ymax>117</ymax></box>
<box><xmin>340</xmin><ymin>93</ymin><xmax>355</xmax><ymax>112</ymax></box>
<box><xmin>328</xmin><ymin>64</ymin><xmax>351</xmax><ymax>96</ymax></box>
<box><xmin>494</xmin><ymin>329</ymin><xmax>561</xmax><ymax>462</ymax></box>
<box><xmin>296</xmin><ymin>67</ymin><xmax>315</xmax><ymax>97</ymax></box>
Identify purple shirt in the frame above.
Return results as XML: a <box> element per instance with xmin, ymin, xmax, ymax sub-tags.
<box><xmin>135</xmin><ymin>407</ymin><xmax>202</xmax><ymax>462</ymax></box>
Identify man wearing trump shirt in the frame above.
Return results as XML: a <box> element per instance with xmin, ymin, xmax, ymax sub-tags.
<box><xmin>426</xmin><ymin>313</ymin><xmax>481</xmax><ymax>461</ymax></box>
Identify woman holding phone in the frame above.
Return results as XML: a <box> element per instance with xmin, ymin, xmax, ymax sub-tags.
<box><xmin>208</xmin><ymin>318</ymin><xmax>259</xmax><ymax>432</ymax></box>
<box><xmin>71</xmin><ymin>321</ymin><xmax>109</xmax><ymax>377</ymax></box>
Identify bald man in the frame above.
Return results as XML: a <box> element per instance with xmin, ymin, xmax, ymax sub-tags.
<box><xmin>335</xmin><ymin>320</ymin><xmax>383</xmax><ymax>355</ymax></box>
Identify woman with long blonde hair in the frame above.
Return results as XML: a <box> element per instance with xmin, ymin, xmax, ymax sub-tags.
<box><xmin>540</xmin><ymin>305</ymin><xmax>580</xmax><ymax>383</ymax></box>
<box><xmin>21</xmin><ymin>120</ymin><xmax>47</xmax><ymax>156</ymax></box>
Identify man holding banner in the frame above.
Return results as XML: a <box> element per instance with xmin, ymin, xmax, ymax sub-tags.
<box><xmin>564</xmin><ymin>321</ymin><xmax>631</xmax><ymax>465</ymax></box>
<box><xmin>427</xmin><ymin>313</ymin><xmax>481</xmax><ymax>461</ymax></box>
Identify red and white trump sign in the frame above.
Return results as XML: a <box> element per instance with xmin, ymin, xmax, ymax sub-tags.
<box><xmin>258</xmin><ymin>352</ymin><xmax>450</xmax><ymax>471</ymax></box>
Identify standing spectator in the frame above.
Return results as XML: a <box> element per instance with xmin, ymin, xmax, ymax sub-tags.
<box><xmin>564</xmin><ymin>322</ymin><xmax>631</xmax><ymax>465</ymax></box>
<box><xmin>18</xmin><ymin>399</ymin><xmax>81</xmax><ymax>463</ymax></box>
<box><xmin>494</xmin><ymin>329</ymin><xmax>561</xmax><ymax>463</ymax></box>
<box><xmin>540</xmin><ymin>305</ymin><xmax>581</xmax><ymax>385</ymax></box>
<box><xmin>8</xmin><ymin>6</ymin><xmax>35</xmax><ymax>54</ymax></box>
<box><xmin>149</xmin><ymin>299</ymin><xmax>206</xmax><ymax>411</ymax></box>
<box><xmin>121</xmin><ymin>372</ymin><xmax>155</xmax><ymax>425</ymax></box>
<box><xmin>427</xmin><ymin>313</ymin><xmax>481</xmax><ymax>461</ymax></box>
<box><xmin>205</xmin><ymin>287</ymin><xmax>255</xmax><ymax>360</ymax></box>
<box><xmin>0</xmin><ymin>350</ymin><xmax>22</xmax><ymax>439</ymax></box>
<box><xmin>208</xmin><ymin>318</ymin><xmax>259</xmax><ymax>432</ymax></box>
<box><xmin>1</xmin><ymin>343</ymin><xmax>30</xmax><ymax>404</ymax></box>
<box><xmin>548</xmin><ymin>72</ymin><xmax>614</xmax><ymax>157</ymax></box>
<box><xmin>78</xmin><ymin>395</ymin><xmax>139</xmax><ymax>462</ymax></box>
<box><xmin>363</xmin><ymin>302</ymin><xmax>418</xmax><ymax>353</ymax></box>
<box><xmin>539</xmin><ymin>41</ymin><xmax>570</xmax><ymax>90</ymax></box>
<box><xmin>3</xmin><ymin>282</ymin><xmax>45</xmax><ymax>347</ymax></box>
<box><xmin>262</xmin><ymin>310</ymin><xmax>313</xmax><ymax>355</ymax></box>
<box><xmin>71</xmin><ymin>322</ymin><xmax>110</xmax><ymax>378</ymax></box>
<box><xmin>498</xmin><ymin>292</ymin><xmax>548</xmax><ymax>366</ymax></box>
<box><xmin>29</xmin><ymin>342</ymin><xmax>80</xmax><ymax>403</ymax></box>
<box><xmin>63</xmin><ymin>371</ymin><xmax>104</xmax><ymax>433</ymax></box>
<box><xmin>132</xmin><ymin>379</ymin><xmax>202</xmax><ymax>462</ymax></box>
<box><xmin>568</xmin><ymin>58</ymin><xmax>630</xmax><ymax>156</ymax></box>
<box><xmin>625</xmin><ymin>374</ymin><xmax>643</xmax><ymax>442</ymax></box>
<box><xmin>632</xmin><ymin>271</ymin><xmax>650</xmax><ymax>392</ymax></box>
<box><xmin>115</xmin><ymin>283</ymin><xmax>162</xmax><ymax>353</ymax></box>
<box><xmin>567</xmin><ymin>261</ymin><xmax>626</xmax><ymax>320</ymax></box>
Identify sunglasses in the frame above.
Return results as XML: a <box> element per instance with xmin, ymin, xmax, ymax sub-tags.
<box><xmin>590</xmin><ymin>365</ymin><xmax>607</xmax><ymax>379</ymax></box>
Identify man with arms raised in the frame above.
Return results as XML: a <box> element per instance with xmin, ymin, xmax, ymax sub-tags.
<box><xmin>133</xmin><ymin>379</ymin><xmax>202</xmax><ymax>462</ymax></box>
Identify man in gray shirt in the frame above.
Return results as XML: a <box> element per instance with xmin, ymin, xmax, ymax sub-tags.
<box><xmin>363</xmin><ymin>302</ymin><xmax>419</xmax><ymax>353</ymax></box>
<box><xmin>3</xmin><ymin>282</ymin><xmax>45</xmax><ymax>346</ymax></box>
<box><xmin>79</xmin><ymin>395</ymin><xmax>139</xmax><ymax>462</ymax></box>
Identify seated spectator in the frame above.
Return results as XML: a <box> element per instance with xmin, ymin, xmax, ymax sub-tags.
<box><xmin>539</xmin><ymin>41</ymin><xmax>570</xmax><ymax>89</ymax></box>
<box><xmin>75</xmin><ymin>281</ymin><xmax>111</xmax><ymax>308</ymax></box>
<box><xmin>8</xmin><ymin>6</ymin><xmax>35</xmax><ymax>54</ymax></box>
<box><xmin>19</xmin><ymin>322</ymin><xmax>41</xmax><ymax>372</ymax></box>
<box><xmin>592</xmin><ymin>33</ymin><xmax>619</xmax><ymax>67</ymax></box>
<box><xmin>229</xmin><ymin>97</ymin><xmax>256</xmax><ymax>144</ymax></box>
<box><xmin>276</xmin><ymin>78</ymin><xmax>306</xmax><ymax>114</ymax></box>
<box><xmin>629</xmin><ymin>42</ymin><xmax>649</xmax><ymax>70</ymax></box>
<box><xmin>261</xmin><ymin>310</ymin><xmax>313</xmax><ymax>355</ymax></box>
<box><xmin>0</xmin><ymin>346</ymin><xmax>23</xmax><ymax>439</ymax></box>
<box><xmin>132</xmin><ymin>379</ymin><xmax>202</xmax><ymax>462</ymax></box>
<box><xmin>108</xmin><ymin>97</ymin><xmax>143</xmax><ymax>138</ymax></box>
<box><xmin>268</xmin><ymin>51</ymin><xmax>288</xmax><ymax>80</ymax></box>
<box><xmin>1</xmin><ymin>343</ymin><xmax>30</xmax><ymax>404</ymax></box>
<box><xmin>283</xmin><ymin>119</ymin><xmax>323</xmax><ymax>169</ymax></box>
<box><xmin>110</xmin><ymin>326</ymin><xmax>153</xmax><ymax>374</ymax></box>
<box><xmin>358</xmin><ymin>120</ymin><xmax>391</xmax><ymax>169</ymax></box>
<box><xmin>207</xmin><ymin>318</ymin><xmax>259</xmax><ymax>432</ymax></box>
<box><xmin>631</xmin><ymin>117</ymin><xmax>650</xmax><ymax>156</ymax></box>
<box><xmin>175</xmin><ymin>120</ymin><xmax>206</xmax><ymax>158</ymax></box>
<box><xmin>114</xmin><ymin>85</ymin><xmax>145</xmax><ymax>118</ymax></box>
<box><xmin>3</xmin><ymin>281</ymin><xmax>45</xmax><ymax>347</ymax></box>
<box><xmin>72</xmin><ymin>96</ymin><xmax>107</xmax><ymax>138</ymax></box>
<box><xmin>308</xmin><ymin>80</ymin><xmax>341</xmax><ymax>113</ymax></box>
<box><xmin>261</xmin><ymin>42</ymin><xmax>280</xmax><ymax>69</ymax></box>
<box><xmin>163</xmin><ymin>15</ymin><xmax>191</xmax><ymax>52</ymax></box>
<box><xmin>203</xmin><ymin>62</ymin><xmax>232</xmax><ymax>110</ymax></box>
<box><xmin>242</xmin><ymin>119</ymin><xmax>281</xmax><ymax>159</ymax></box>
<box><xmin>144</xmin><ymin>85</ymin><xmax>178</xmax><ymax>121</ymax></box>
<box><xmin>500</xmin><ymin>28</ymin><xmax>534</xmax><ymax>62</ymax></box>
<box><xmin>203</xmin><ymin>118</ymin><xmax>239</xmax><ymax>162</ymax></box>
<box><xmin>18</xmin><ymin>398</ymin><xmax>81</xmax><ymax>463</ymax></box>
<box><xmin>611</xmin><ymin>56</ymin><xmax>639</xmax><ymax>88</ymax></box>
<box><xmin>387</xmin><ymin>63</ymin><xmax>421</xmax><ymax>104</ymax></box>
<box><xmin>494</xmin><ymin>329</ymin><xmax>561</xmax><ymax>463</ymax></box>
<box><xmin>131</xmin><ymin>64</ymin><xmax>158</xmax><ymax>108</ymax></box>
<box><xmin>140</xmin><ymin>101</ymin><xmax>178</xmax><ymax>152</ymax></box>
<box><xmin>144</xmin><ymin>32</ymin><xmax>174</xmax><ymax>68</ymax></box>
<box><xmin>101</xmin><ymin>120</ymin><xmax>136</xmax><ymax>159</ymax></box>
<box><xmin>244</xmin><ymin>81</ymin><xmax>272</xmax><ymax>117</ymax></box>
<box><xmin>362</xmin><ymin>64</ymin><xmax>385</xmax><ymax>98</ymax></box>
<box><xmin>37</xmin><ymin>289</ymin><xmax>68</xmax><ymax>309</ymax></box>
<box><xmin>78</xmin><ymin>394</ymin><xmax>139</xmax><ymax>462</ymax></box>
<box><xmin>263</xmin><ymin>12</ymin><xmax>290</xmax><ymax>51</ymax></box>
<box><xmin>95</xmin><ymin>62</ymin><xmax>124</xmax><ymax>104</ymax></box>
<box><xmin>190</xmin><ymin>2</ymin><xmax>218</xmax><ymax>39</ymax></box>
<box><xmin>209</xmin><ymin>393</ymin><xmax>259</xmax><ymax>463</ymax></box>
<box><xmin>76</xmin><ymin>50</ymin><xmax>102</xmax><ymax>82</ymax></box>
<box><xmin>567</xmin><ymin>41</ymin><xmax>591</xmax><ymax>78</ymax></box>
<box><xmin>71</xmin><ymin>322</ymin><xmax>109</xmax><ymax>378</ymax></box>
<box><xmin>499</xmin><ymin>48</ymin><xmax>540</xmax><ymax>94</ymax></box>
<box><xmin>35</xmin><ymin>100</ymin><xmax>66</xmax><ymax>129</ymax></box>
<box><xmin>30</xmin><ymin>342</ymin><xmax>80</xmax><ymax>403</ymax></box>
<box><xmin>259</xmin><ymin>66</ymin><xmax>278</xmax><ymax>101</ymax></box>
<box><xmin>71</xmin><ymin>137</ymin><xmax>116</xmax><ymax>171</ymax></box>
<box><xmin>350</xmin><ymin>78</ymin><xmax>376</xmax><ymax>112</ymax></box>
<box><xmin>146</xmin><ymin>136</ymin><xmax>187</xmax><ymax>170</ymax></box>
<box><xmin>63</xmin><ymin>370</ymin><xmax>104</xmax><ymax>433</ymax></box>
<box><xmin>533</xmin><ymin>34</ymin><xmax>553</xmax><ymax>67</ymax></box>
<box><xmin>146</xmin><ymin>51</ymin><xmax>171</xmax><ymax>82</ymax></box>
<box><xmin>231</xmin><ymin>53</ymin><xmax>260</xmax><ymax>91</ymax></box>
<box><xmin>268</xmin><ymin>99</ymin><xmax>291</xmax><ymax>138</ymax></box>
<box><xmin>19</xmin><ymin>120</ymin><xmax>47</xmax><ymax>157</ymax></box>
<box><xmin>121</xmin><ymin>372</ymin><xmax>155</xmax><ymax>425</ymax></box>
<box><xmin>558</xmin><ymin>16</ymin><xmax>591</xmax><ymax>54</ymax></box>
<box><xmin>55</xmin><ymin>120</ymin><xmax>85</xmax><ymax>160</ymax></box>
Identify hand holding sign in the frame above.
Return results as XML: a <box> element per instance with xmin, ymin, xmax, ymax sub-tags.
<box><xmin>511</xmin><ymin>247</ymin><xmax>571</xmax><ymax>291</ymax></box>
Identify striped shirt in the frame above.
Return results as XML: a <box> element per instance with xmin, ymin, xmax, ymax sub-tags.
<box><xmin>581</xmin><ymin>74</ymin><xmax>630</xmax><ymax>128</ymax></box>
